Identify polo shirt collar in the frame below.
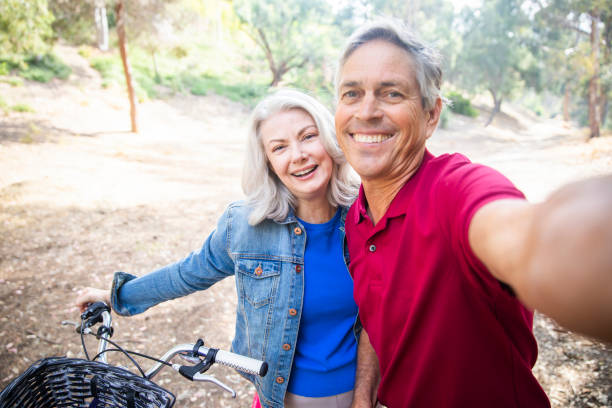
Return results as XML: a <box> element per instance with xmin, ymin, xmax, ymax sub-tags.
<box><xmin>354</xmin><ymin>149</ymin><xmax>433</xmax><ymax>224</ymax></box>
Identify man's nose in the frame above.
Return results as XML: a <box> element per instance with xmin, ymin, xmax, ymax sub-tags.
<box><xmin>356</xmin><ymin>93</ymin><xmax>382</xmax><ymax>120</ymax></box>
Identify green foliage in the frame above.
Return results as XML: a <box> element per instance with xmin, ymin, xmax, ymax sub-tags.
<box><xmin>233</xmin><ymin>0</ymin><xmax>338</xmax><ymax>86</ymax></box>
<box><xmin>11</xmin><ymin>103</ymin><xmax>35</xmax><ymax>113</ymax></box>
<box><xmin>47</xmin><ymin>0</ymin><xmax>96</xmax><ymax>45</ymax></box>
<box><xmin>20</xmin><ymin>54</ymin><xmax>71</xmax><ymax>82</ymax></box>
<box><xmin>0</xmin><ymin>0</ymin><xmax>55</xmax><ymax>56</ymax></box>
<box><xmin>0</xmin><ymin>76</ymin><xmax>23</xmax><ymax>87</ymax></box>
<box><xmin>0</xmin><ymin>53</ymin><xmax>71</xmax><ymax>82</ymax></box>
<box><xmin>439</xmin><ymin>106</ymin><xmax>450</xmax><ymax>129</ymax></box>
<box><xmin>0</xmin><ymin>95</ymin><xmax>7</xmax><ymax>113</ymax></box>
<box><xmin>447</xmin><ymin>91</ymin><xmax>478</xmax><ymax>117</ymax></box>
<box><xmin>90</xmin><ymin>56</ymin><xmax>123</xmax><ymax>81</ymax></box>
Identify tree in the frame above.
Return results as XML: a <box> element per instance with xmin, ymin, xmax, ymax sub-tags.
<box><xmin>0</xmin><ymin>0</ymin><xmax>54</xmax><ymax>57</ymax></box>
<box><xmin>232</xmin><ymin>0</ymin><xmax>332</xmax><ymax>87</ymax></box>
<box><xmin>115</xmin><ymin>0</ymin><xmax>138</xmax><ymax>133</ymax></box>
<box><xmin>533</xmin><ymin>0</ymin><xmax>612</xmax><ymax>137</ymax></box>
<box><xmin>456</xmin><ymin>0</ymin><xmax>533</xmax><ymax>126</ymax></box>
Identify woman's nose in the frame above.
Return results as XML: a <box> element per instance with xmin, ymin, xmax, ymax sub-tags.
<box><xmin>290</xmin><ymin>144</ymin><xmax>307</xmax><ymax>162</ymax></box>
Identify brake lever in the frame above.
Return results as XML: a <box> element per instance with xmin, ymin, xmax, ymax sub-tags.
<box><xmin>171</xmin><ymin>364</ymin><xmax>236</xmax><ymax>397</ymax></box>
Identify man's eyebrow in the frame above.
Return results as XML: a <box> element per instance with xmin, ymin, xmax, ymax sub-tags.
<box><xmin>339</xmin><ymin>80</ymin><xmax>360</xmax><ymax>88</ymax></box>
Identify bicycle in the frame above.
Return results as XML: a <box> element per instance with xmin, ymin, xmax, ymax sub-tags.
<box><xmin>0</xmin><ymin>302</ymin><xmax>268</xmax><ymax>407</ymax></box>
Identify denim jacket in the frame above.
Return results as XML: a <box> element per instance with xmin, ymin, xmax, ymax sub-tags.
<box><xmin>110</xmin><ymin>201</ymin><xmax>358</xmax><ymax>408</ymax></box>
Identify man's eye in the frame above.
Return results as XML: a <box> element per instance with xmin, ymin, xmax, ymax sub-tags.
<box><xmin>342</xmin><ymin>90</ymin><xmax>358</xmax><ymax>99</ymax></box>
<box><xmin>387</xmin><ymin>91</ymin><xmax>403</xmax><ymax>98</ymax></box>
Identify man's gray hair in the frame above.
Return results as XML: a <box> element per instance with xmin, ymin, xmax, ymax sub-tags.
<box><xmin>242</xmin><ymin>88</ymin><xmax>359</xmax><ymax>225</ymax></box>
<box><xmin>335</xmin><ymin>18</ymin><xmax>443</xmax><ymax>110</ymax></box>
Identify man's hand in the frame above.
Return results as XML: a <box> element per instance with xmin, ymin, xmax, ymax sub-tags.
<box><xmin>351</xmin><ymin>330</ymin><xmax>380</xmax><ymax>408</ymax></box>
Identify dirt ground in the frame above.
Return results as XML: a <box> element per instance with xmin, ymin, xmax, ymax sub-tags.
<box><xmin>1</xmin><ymin>45</ymin><xmax>611</xmax><ymax>407</ymax></box>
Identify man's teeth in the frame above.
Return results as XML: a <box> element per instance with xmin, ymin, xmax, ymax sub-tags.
<box><xmin>293</xmin><ymin>167</ymin><xmax>316</xmax><ymax>176</ymax></box>
<box><xmin>352</xmin><ymin>133</ymin><xmax>393</xmax><ymax>143</ymax></box>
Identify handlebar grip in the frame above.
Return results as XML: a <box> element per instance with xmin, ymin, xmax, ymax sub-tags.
<box><xmin>211</xmin><ymin>349</ymin><xmax>268</xmax><ymax>377</ymax></box>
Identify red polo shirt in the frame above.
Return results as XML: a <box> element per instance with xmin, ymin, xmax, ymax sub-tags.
<box><xmin>346</xmin><ymin>151</ymin><xmax>550</xmax><ymax>407</ymax></box>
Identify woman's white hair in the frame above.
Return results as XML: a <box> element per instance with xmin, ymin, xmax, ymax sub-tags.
<box><xmin>242</xmin><ymin>88</ymin><xmax>359</xmax><ymax>225</ymax></box>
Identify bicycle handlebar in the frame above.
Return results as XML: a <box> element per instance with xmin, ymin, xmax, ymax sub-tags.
<box><xmin>146</xmin><ymin>344</ymin><xmax>268</xmax><ymax>379</ymax></box>
<box><xmin>75</xmin><ymin>302</ymin><xmax>268</xmax><ymax>381</ymax></box>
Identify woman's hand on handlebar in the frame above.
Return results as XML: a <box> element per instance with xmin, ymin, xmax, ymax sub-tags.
<box><xmin>75</xmin><ymin>287</ymin><xmax>111</xmax><ymax>312</ymax></box>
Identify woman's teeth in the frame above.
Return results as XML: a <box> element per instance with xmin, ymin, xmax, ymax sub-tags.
<box><xmin>293</xmin><ymin>166</ymin><xmax>316</xmax><ymax>177</ymax></box>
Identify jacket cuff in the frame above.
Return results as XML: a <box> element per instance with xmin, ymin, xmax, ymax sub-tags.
<box><xmin>110</xmin><ymin>271</ymin><xmax>137</xmax><ymax>316</ymax></box>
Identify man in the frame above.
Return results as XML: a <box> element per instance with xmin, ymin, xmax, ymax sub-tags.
<box><xmin>334</xmin><ymin>20</ymin><xmax>612</xmax><ymax>407</ymax></box>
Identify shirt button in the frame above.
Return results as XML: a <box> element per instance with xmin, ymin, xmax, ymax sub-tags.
<box><xmin>254</xmin><ymin>266</ymin><xmax>263</xmax><ymax>276</ymax></box>
<box><xmin>282</xmin><ymin>343</ymin><xmax>291</xmax><ymax>351</ymax></box>
<box><xmin>295</xmin><ymin>265</ymin><xmax>302</xmax><ymax>273</ymax></box>
<box><xmin>294</xmin><ymin>227</ymin><xmax>302</xmax><ymax>235</ymax></box>
<box><xmin>289</xmin><ymin>308</ymin><xmax>297</xmax><ymax>316</ymax></box>
<box><xmin>276</xmin><ymin>376</ymin><xmax>285</xmax><ymax>384</ymax></box>
<box><xmin>369</xmin><ymin>244</ymin><xmax>376</xmax><ymax>252</ymax></box>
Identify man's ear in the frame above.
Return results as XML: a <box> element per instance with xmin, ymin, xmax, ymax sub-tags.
<box><xmin>425</xmin><ymin>97</ymin><xmax>443</xmax><ymax>139</ymax></box>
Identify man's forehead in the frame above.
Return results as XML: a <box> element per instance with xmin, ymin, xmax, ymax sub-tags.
<box><xmin>338</xmin><ymin>41</ymin><xmax>417</xmax><ymax>86</ymax></box>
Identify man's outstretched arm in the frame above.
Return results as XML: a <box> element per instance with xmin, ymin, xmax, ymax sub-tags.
<box><xmin>351</xmin><ymin>329</ymin><xmax>380</xmax><ymax>408</ymax></box>
<box><xmin>470</xmin><ymin>175</ymin><xmax>612</xmax><ymax>342</ymax></box>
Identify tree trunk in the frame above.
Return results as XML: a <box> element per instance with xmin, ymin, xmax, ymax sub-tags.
<box><xmin>115</xmin><ymin>1</ymin><xmax>138</xmax><ymax>133</ymax></box>
<box><xmin>270</xmin><ymin>69</ymin><xmax>282</xmax><ymax>87</ymax></box>
<box><xmin>94</xmin><ymin>0</ymin><xmax>108</xmax><ymax>51</ymax></box>
<box><xmin>484</xmin><ymin>89</ymin><xmax>502</xmax><ymax>127</ymax></box>
<box><xmin>563</xmin><ymin>82</ymin><xmax>571</xmax><ymax>122</ymax></box>
<box><xmin>601</xmin><ymin>92</ymin><xmax>609</xmax><ymax>128</ymax></box>
<box><xmin>588</xmin><ymin>10</ymin><xmax>601</xmax><ymax>139</ymax></box>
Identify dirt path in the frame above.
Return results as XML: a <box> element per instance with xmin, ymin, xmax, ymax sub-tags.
<box><xmin>1</xmin><ymin>45</ymin><xmax>611</xmax><ymax>407</ymax></box>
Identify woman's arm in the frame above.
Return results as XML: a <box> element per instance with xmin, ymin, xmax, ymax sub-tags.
<box><xmin>75</xmin><ymin>207</ymin><xmax>237</xmax><ymax>316</ymax></box>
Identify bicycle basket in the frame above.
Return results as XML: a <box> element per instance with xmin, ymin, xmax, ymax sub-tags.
<box><xmin>0</xmin><ymin>356</ymin><xmax>175</xmax><ymax>408</ymax></box>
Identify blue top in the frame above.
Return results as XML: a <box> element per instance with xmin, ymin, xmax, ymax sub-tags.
<box><xmin>110</xmin><ymin>202</ymin><xmax>360</xmax><ymax>408</ymax></box>
<box><xmin>288</xmin><ymin>209</ymin><xmax>358</xmax><ymax>397</ymax></box>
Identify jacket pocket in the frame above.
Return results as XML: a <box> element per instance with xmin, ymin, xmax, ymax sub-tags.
<box><xmin>236</xmin><ymin>258</ymin><xmax>281</xmax><ymax>308</ymax></box>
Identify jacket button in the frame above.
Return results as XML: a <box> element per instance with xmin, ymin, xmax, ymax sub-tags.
<box><xmin>289</xmin><ymin>308</ymin><xmax>297</xmax><ymax>316</ymax></box>
<box><xmin>254</xmin><ymin>266</ymin><xmax>263</xmax><ymax>276</ymax></box>
<box><xmin>295</xmin><ymin>265</ymin><xmax>301</xmax><ymax>273</ymax></box>
<box><xmin>294</xmin><ymin>227</ymin><xmax>302</xmax><ymax>235</ymax></box>
<box><xmin>282</xmin><ymin>343</ymin><xmax>291</xmax><ymax>351</ymax></box>
<box><xmin>276</xmin><ymin>376</ymin><xmax>285</xmax><ymax>384</ymax></box>
<box><xmin>369</xmin><ymin>244</ymin><xmax>376</xmax><ymax>252</ymax></box>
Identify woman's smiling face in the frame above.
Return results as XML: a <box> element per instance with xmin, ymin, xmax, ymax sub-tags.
<box><xmin>260</xmin><ymin>108</ymin><xmax>333</xmax><ymax>205</ymax></box>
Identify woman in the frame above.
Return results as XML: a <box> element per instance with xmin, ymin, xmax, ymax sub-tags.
<box><xmin>76</xmin><ymin>89</ymin><xmax>361</xmax><ymax>408</ymax></box>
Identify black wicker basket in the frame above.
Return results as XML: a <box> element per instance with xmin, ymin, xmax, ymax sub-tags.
<box><xmin>0</xmin><ymin>356</ymin><xmax>175</xmax><ymax>408</ymax></box>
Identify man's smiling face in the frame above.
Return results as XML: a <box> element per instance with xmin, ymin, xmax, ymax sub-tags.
<box><xmin>335</xmin><ymin>40</ymin><xmax>438</xmax><ymax>183</ymax></box>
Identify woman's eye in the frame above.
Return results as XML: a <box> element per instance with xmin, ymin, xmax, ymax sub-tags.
<box><xmin>271</xmin><ymin>145</ymin><xmax>285</xmax><ymax>152</ymax></box>
<box><xmin>304</xmin><ymin>133</ymin><xmax>317</xmax><ymax>140</ymax></box>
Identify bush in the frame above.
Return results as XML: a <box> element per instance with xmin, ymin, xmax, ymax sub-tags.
<box><xmin>439</xmin><ymin>107</ymin><xmax>449</xmax><ymax>129</ymax></box>
<box><xmin>447</xmin><ymin>91</ymin><xmax>478</xmax><ymax>117</ymax></box>
<box><xmin>90</xmin><ymin>56</ymin><xmax>121</xmax><ymax>79</ymax></box>
<box><xmin>17</xmin><ymin>54</ymin><xmax>71</xmax><ymax>82</ymax></box>
<box><xmin>11</xmin><ymin>103</ymin><xmax>35</xmax><ymax>112</ymax></box>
